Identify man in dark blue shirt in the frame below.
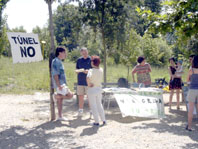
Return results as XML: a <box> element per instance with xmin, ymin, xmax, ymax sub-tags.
<box><xmin>76</xmin><ymin>47</ymin><xmax>92</xmax><ymax>115</ymax></box>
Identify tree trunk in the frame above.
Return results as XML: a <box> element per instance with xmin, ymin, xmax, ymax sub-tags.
<box><xmin>47</xmin><ymin>0</ymin><xmax>56</xmax><ymax>121</ymax></box>
<box><xmin>101</xmin><ymin>27</ymin><xmax>107</xmax><ymax>86</ymax></box>
<box><xmin>127</xmin><ymin>66</ymin><xmax>129</xmax><ymax>81</ymax></box>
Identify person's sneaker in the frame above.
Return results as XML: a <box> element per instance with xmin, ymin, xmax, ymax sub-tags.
<box><xmin>57</xmin><ymin>117</ymin><xmax>68</xmax><ymax>121</ymax></box>
<box><xmin>103</xmin><ymin>121</ymin><xmax>106</xmax><ymax>125</ymax></box>
<box><xmin>78</xmin><ymin>109</ymin><xmax>83</xmax><ymax>116</ymax></box>
<box><xmin>89</xmin><ymin>110</ymin><xmax>92</xmax><ymax>118</ymax></box>
<box><xmin>92</xmin><ymin>123</ymin><xmax>99</xmax><ymax>126</ymax></box>
<box><xmin>185</xmin><ymin>125</ymin><xmax>192</xmax><ymax>132</ymax></box>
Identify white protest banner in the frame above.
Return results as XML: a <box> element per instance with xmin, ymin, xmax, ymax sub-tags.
<box><xmin>103</xmin><ymin>88</ymin><xmax>165</xmax><ymax>118</ymax></box>
<box><xmin>7</xmin><ymin>32</ymin><xmax>43</xmax><ymax>64</ymax></box>
<box><xmin>114</xmin><ymin>94</ymin><xmax>165</xmax><ymax>118</ymax></box>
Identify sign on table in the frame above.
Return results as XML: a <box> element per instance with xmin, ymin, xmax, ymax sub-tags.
<box><xmin>104</xmin><ymin>88</ymin><xmax>165</xmax><ymax>118</ymax></box>
<box><xmin>7</xmin><ymin>32</ymin><xmax>43</xmax><ymax>64</ymax></box>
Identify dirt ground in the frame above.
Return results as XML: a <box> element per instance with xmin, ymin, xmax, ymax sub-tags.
<box><xmin>0</xmin><ymin>92</ymin><xmax>198</xmax><ymax>149</ymax></box>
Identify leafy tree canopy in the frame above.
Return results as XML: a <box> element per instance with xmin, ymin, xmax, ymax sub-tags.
<box><xmin>53</xmin><ymin>3</ymin><xmax>82</xmax><ymax>51</ymax></box>
<box><xmin>0</xmin><ymin>0</ymin><xmax>9</xmax><ymax>34</ymax></box>
<box><xmin>137</xmin><ymin>0</ymin><xmax>198</xmax><ymax>41</ymax></box>
<box><xmin>0</xmin><ymin>0</ymin><xmax>9</xmax><ymax>10</ymax></box>
<box><xmin>78</xmin><ymin>0</ymin><xmax>128</xmax><ymax>42</ymax></box>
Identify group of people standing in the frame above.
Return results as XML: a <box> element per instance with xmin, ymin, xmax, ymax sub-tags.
<box><xmin>51</xmin><ymin>46</ymin><xmax>106</xmax><ymax>126</ymax></box>
<box><xmin>51</xmin><ymin>45</ymin><xmax>198</xmax><ymax>131</ymax></box>
<box><xmin>131</xmin><ymin>54</ymin><xmax>198</xmax><ymax>131</ymax></box>
<box><xmin>167</xmin><ymin>55</ymin><xmax>198</xmax><ymax>131</ymax></box>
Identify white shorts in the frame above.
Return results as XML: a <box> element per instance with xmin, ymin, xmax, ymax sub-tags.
<box><xmin>56</xmin><ymin>84</ymin><xmax>69</xmax><ymax>96</ymax></box>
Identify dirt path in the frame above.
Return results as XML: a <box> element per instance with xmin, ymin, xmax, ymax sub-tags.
<box><xmin>0</xmin><ymin>93</ymin><xmax>198</xmax><ymax>149</ymax></box>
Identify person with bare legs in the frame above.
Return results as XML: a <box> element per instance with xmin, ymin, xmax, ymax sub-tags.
<box><xmin>168</xmin><ymin>57</ymin><xmax>182</xmax><ymax>110</ymax></box>
<box><xmin>51</xmin><ymin>46</ymin><xmax>73</xmax><ymax>121</ymax></box>
<box><xmin>76</xmin><ymin>47</ymin><xmax>92</xmax><ymax>115</ymax></box>
<box><xmin>186</xmin><ymin>55</ymin><xmax>198</xmax><ymax>131</ymax></box>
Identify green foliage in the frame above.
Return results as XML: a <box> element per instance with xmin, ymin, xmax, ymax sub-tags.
<box><xmin>0</xmin><ymin>16</ymin><xmax>9</xmax><ymax>56</ymax></box>
<box><xmin>106</xmin><ymin>57</ymin><xmax>115</xmax><ymax>66</ymax></box>
<box><xmin>9</xmin><ymin>26</ymin><xmax>27</xmax><ymax>33</ymax></box>
<box><xmin>78</xmin><ymin>0</ymin><xmax>129</xmax><ymax>47</ymax></box>
<box><xmin>0</xmin><ymin>0</ymin><xmax>9</xmax><ymax>26</ymax></box>
<box><xmin>170</xmin><ymin>35</ymin><xmax>198</xmax><ymax>64</ymax></box>
<box><xmin>144</xmin><ymin>0</ymin><xmax>161</xmax><ymax>13</ymax></box>
<box><xmin>120</xmin><ymin>28</ymin><xmax>142</xmax><ymax>66</ymax></box>
<box><xmin>78</xmin><ymin>0</ymin><xmax>129</xmax><ymax>82</ymax></box>
<box><xmin>127</xmin><ymin>0</ymin><xmax>162</xmax><ymax>36</ymax></box>
<box><xmin>1</xmin><ymin>25</ymin><xmax>28</xmax><ymax>57</ymax></box>
<box><xmin>32</xmin><ymin>26</ymin><xmax>53</xmax><ymax>59</ymax></box>
<box><xmin>141</xmin><ymin>34</ymin><xmax>172</xmax><ymax>66</ymax></box>
<box><xmin>67</xmin><ymin>49</ymin><xmax>80</xmax><ymax>62</ymax></box>
<box><xmin>186</xmin><ymin>36</ymin><xmax>198</xmax><ymax>55</ymax></box>
<box><xmin>139</xmin><ymin>0</ymin><xmax>198</xmax><ymax>41</ymax></box>
<box><xmin>80</xmin><ymin>0</ymin><xmax>128</xmax><ymax>43</ymax></box>
<box><xmin>137</xmin><ymin>0</ymin><xmax>198</xmax><ymax>62</ymax></box>
<box><xmin>117</xmin><ymin>29</ymin><xmax>172</xmax><ymax>67</ymax></box>
<box><xmin>0</xmin><ymin>0</ymin><xmax>9</xmax><ymax>56</ymax></box>
<box><xmin>53</xmin><ymin>4</ymin><xmax>82</xmax><ymax>51</ymax></box>
<box><xmin>85</xmin><ymin>30</ymin><xmax>102</xmax><ymax>56</ymax></box>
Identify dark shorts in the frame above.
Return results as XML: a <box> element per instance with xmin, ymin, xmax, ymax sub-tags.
<box><xmin>169</xmin><ymin>78</ymin><xmax>182</xmax><ymax>90</ymax></box>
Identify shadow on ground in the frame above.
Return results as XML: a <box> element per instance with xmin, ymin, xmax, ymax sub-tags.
<box><xmin>0</xmin><ymin>121</ymin><xmax>86</xmax><ymax>149</ymax></box>
<box><xmin>131</xmin><ymin>108</ymin><xmax>198</xmax><ymax>148</ymax></box>
<box><xmin>30</xmin><ymin>94</ymin><xmax>198</xmax><ymax>148</ymax></box>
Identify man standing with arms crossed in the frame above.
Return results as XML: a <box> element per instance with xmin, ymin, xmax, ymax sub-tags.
<box><xmin>76</xmin><ymin>47</ymin><xmax>92</xmax><ymax>115</ymax></box>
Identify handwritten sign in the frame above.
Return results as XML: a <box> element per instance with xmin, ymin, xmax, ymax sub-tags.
<box><xmin>103</xmin><ymin>88</ymin><xmax>165</xmax><ymax>118</ymax></box>
<box><xmin>115</xmin><ymin>93</ymin><xmax>164</xmax><ymax>118</ymax></box>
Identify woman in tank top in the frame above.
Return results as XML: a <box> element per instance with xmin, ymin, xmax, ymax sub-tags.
<box><xmin>186</xmin><ymin>55</ymin><xmax>198</xmax><ymax>131</ymax></box>
<box><xmin>168</xmin><ymin>57</ymin><xmax>182</xmax><ymax>109</ymax></box>
<box><xmin>132</xmin><ymin>56</ymin><xmax>152</xmax><ymax>87</ymax></box>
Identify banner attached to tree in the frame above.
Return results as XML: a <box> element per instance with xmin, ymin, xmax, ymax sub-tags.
<box><xmin>7</xmin><ymin>32</ymin><xmax>43</xmax><ymax>64</ymax></box>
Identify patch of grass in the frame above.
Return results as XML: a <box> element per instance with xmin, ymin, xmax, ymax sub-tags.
<box><xmin>0</xmin><ymin>57</ymin><xmax>77</xmax><ymax>94</ymax></box>
<box><xmin>0</xmin><ymin>57</ymin><xmax>188</xmax><ymax>94</ymax></box>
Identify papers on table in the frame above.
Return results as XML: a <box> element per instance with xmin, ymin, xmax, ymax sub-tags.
<box><xmin>75</xmin><ymin>69</ymin><xmax>85</xmax><ymax>73</ymax></box>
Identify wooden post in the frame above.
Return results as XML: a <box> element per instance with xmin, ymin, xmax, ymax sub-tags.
<box><xmin>49</xmin><ymin>52</ymin><xmax>55</xmax><ymax>121</ymax></box>
<box><xmin>101</xmin><ymin>27</ymin><xmax>107</xmax><ymax>87</ymax></box>
<box><xmin>47</xmin><ymin>0</ymin><xmax>56</xmax><ymax>121</ymax></box>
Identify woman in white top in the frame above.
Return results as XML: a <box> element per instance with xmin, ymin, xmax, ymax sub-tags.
<box><xmin>176</xmin><ymin>60</ymin><xmax>183</xmax><ymax>78</ymax></box>
<box><xmin>86</xmin><ymin>55</ymin><xmax>106</xmax><ymax>126</ymax></box>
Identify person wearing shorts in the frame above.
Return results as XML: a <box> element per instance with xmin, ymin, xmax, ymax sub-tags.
<box><xmin>51</xmin><ymin>46</ymin><xmax>73</xmax><ymax>121</ymax></box>
<box><xmin>186</xmin><ymin>55</ymin><xmax>198</xmax><ymax>131</ymax></box>
<box><xmin>76</xmin><ymin>47</ymin><xmax>92</xmax><ymax>115</ymax></box>
<box><xmin>168</xmin><ymin>57</ymin><xmax>182</xmax><ymax>109</ymax></box>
